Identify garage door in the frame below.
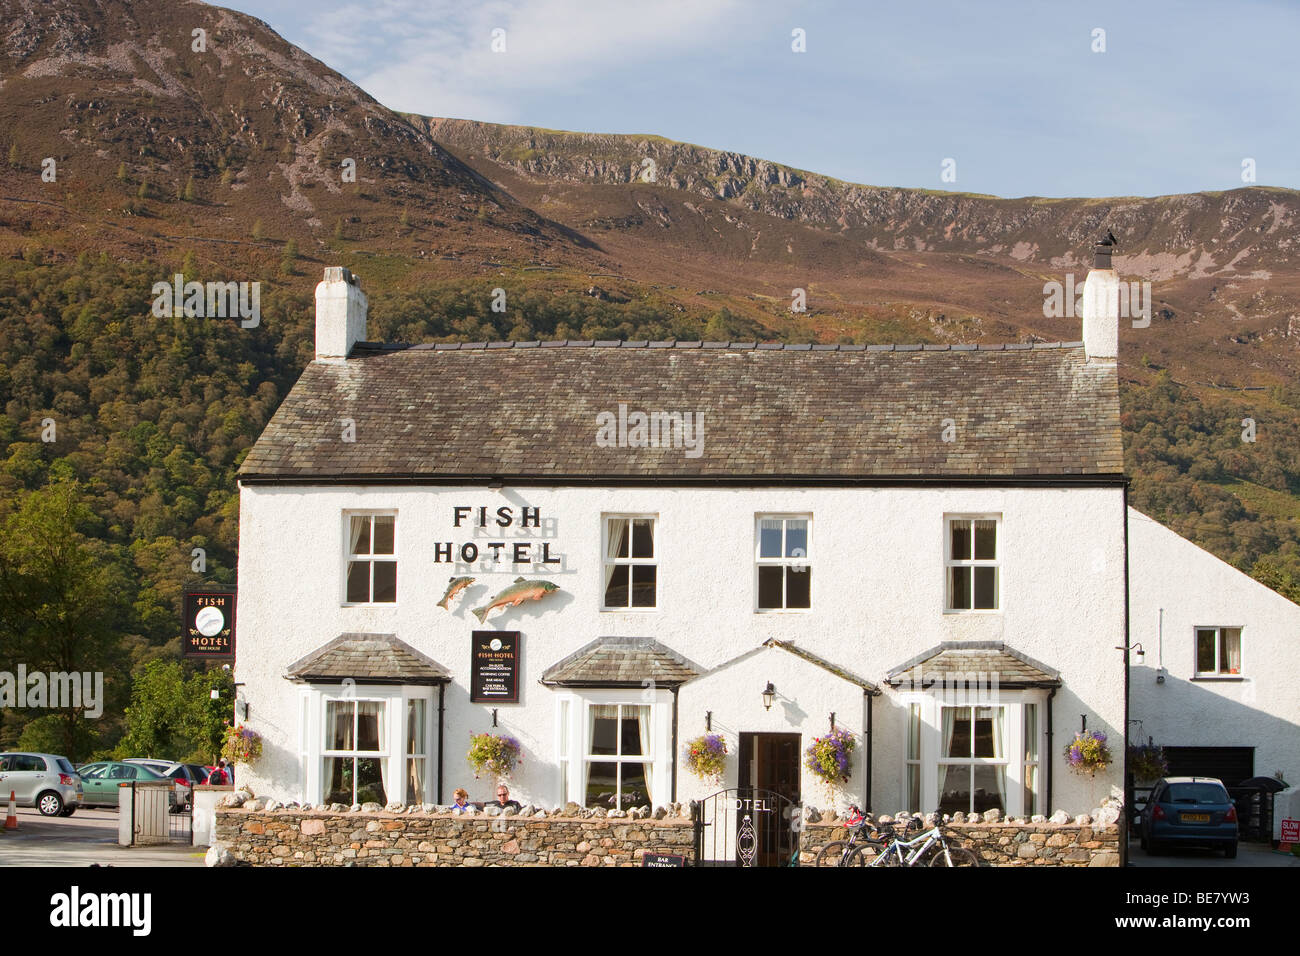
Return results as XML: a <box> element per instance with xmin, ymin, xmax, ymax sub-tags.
<box><xmin>1162</xmin><ymin>747</ymin><xmax>1254</xmax><ymax>786</ymax></box>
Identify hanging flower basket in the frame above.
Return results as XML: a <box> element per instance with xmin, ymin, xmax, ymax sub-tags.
<box><xmin>467</xmin><ymin>732</ymin><xmax>521</xmax><ymax>780</ymax></box>
<box><xmin>683</xmin><ymin>733</ymin><xmax>728</xmax><ymax>784</ymax></box>
<box><xmin>1127</xmin><ymin>742</ymin><xmax>1168</xmax><ymax>781</ymax></box>
<box><xmin>805</xmin><ymin>728</ymin><xmax>856</xmax><ymax>788</ymax></box>
<box><xmin>1065</xmin><ymin>730</ymin><xmax>1111</xmax><ymax>776</ymax></box>
<box><xmin>220</xmin><ymin>723</ymin><xmax>262</xmax><ymax>765</ymax></box>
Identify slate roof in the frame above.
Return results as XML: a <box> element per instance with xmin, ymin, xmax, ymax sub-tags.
<box><xmin>884</xmin><ymin>642</ymin><xmax>1061</xmax><ymax>688</ymax></box>
<box><xmin>540</xmin><ymin>636</ymin><xmax>702</xmax><ymax>686</ymax></box>
<box><xmin>285</xmin><ymin>633</ymin><xmax>451</xmax><ymax>685</ymax></box>
<box><xmin>761</xmin><ymin>639</ymin><xmax>881</xmax><ymax>694</ymax></box>
<box><xmin>238</xmin><ymin>340</ymin><xmax>1123</xmax><ymax>482</ymax></box>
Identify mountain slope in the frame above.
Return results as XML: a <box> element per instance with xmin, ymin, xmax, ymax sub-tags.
<box><xmin>0</xmin><ymin>0</ymin><xmax>585</xmax><ymax>266</ymax></box>
<box><xmin>421</xmin><ymin>117</ymin><xmax>1300</xmax><ymax>387</ymax></box>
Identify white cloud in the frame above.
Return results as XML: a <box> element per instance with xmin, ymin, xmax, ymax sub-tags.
<box><xmin>290</xmin><ymin>0</ymin><xmax>744</xmax><ymax>119</ymax></box>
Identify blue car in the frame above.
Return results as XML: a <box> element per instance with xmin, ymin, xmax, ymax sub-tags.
<box><xmin>1140</xmin><ymin>776</ymin><xmax>1238</xmax><ymax>858</ymax></box>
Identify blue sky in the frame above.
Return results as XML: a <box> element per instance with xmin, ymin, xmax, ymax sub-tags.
<box><xmin>225</xmin><ymin>0</ymin><xmax>1300</xmax><ymax>199</ymax></box>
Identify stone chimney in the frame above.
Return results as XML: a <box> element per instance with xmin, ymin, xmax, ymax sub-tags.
<box><xmin>1081</xmin><ymin>233</ymin><xmax>1118</xmax><ymax>362</ymax></box>
<box><xmin>315</xmin><ymin>267</ymin><xmax>367</xmax><ymax>362</ymax></box>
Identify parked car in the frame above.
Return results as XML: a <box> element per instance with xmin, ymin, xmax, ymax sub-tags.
<box><xmin>76</xmin><ymin>760</ymin><xmax>175</xmax><ymax>809</ymax></box>
<box><xmin>1140</xmin><ymin>776</ymin><xmax>1239</xmax><ymax>858</ymax></box>
<box><xmin>0</xmin><ymin>752</ymin><xmax>83</xmax><ymax>816</ymax></box>
<box><xmin>123</xmin><ymin>758</ymin><xmax>202</xmax><ymax>809</ymax></box>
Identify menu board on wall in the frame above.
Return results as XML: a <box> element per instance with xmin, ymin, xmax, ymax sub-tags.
<box><xmin>182</xmin><ymin>589</ymin><xmax>236</xmax><ymax>659</ymax></box>
<box><xmin>470</xmin><ymin>631</ymin><xmax>520</xmax><ymax>703</ymax></box>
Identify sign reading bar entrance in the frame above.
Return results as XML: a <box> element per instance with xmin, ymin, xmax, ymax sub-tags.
<box><xmin>471</xmin><ymin>631</ymin><xmax>520</xmax><ymax>703</ymax></box>
<box><xmin>641</xmin><ymin>853</ymin><xmax>686</xmax><ymax>867</ymax></box>
<box><xmin>182</xmin><ymin>589</ymin><xmax>236</xmax><ymax>659</ymax></box>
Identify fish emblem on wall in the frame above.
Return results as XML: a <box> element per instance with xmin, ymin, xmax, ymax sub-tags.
<box><xmin>436</xmin><ymin>576</ymin><xmax>475</xmax><ymax>610</ymax></box>
<box><xmin>471</xmin><ymin>577</ymin><xmax>561</xmax><ymax>623</ymax></box>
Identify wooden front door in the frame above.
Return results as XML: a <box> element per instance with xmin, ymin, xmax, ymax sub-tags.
<box><xmin>738</xmin><ymin>733</ymin><xmax>801</xmax><ymax>865</ymax></box>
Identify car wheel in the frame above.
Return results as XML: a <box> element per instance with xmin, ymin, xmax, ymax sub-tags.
<box><xmin>37</xmin><ymin>791</ymin><xmax>64</xmax><ymax>816</ymax></box>
<box><xmin>59</xmin><ymin>807</ymin><xmax>77</xmax><ymax>817</ymax></box>
<box><xmin>1224</xmin><ymin>842</ymin><xmax>1237</xmax><ymax>859</ymax></box>
<box><xmin>1147</xmin><ymin>838</ymin><xmax>1162</xmax><ymax>856</ymax></box>
<box><xmin>1139</xmin><ymin>831</ymin><xmax>1148</xmax><ymax>852</ymax></box>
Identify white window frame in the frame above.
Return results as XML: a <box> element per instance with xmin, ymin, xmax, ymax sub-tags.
<box><xmin>899</xmin><ymin>690</ymin><xmax>1045</xmax><ymax>817</ymax></box>
<box><xmin>342</xmin><ymin>511</ymin><xmax>398</xmax><ymax>606</ymax></box>
<box><xmin>755</xmin><ymin>513</ymin><xmax>813</xmax><ymax>612</ymax></box>
<box><xmin>1193</xmin><ymin>625</ymin><xmax>1244</xmax><ymax>677</ymax></box>
<box><xmin>555</xmin><ymin>688</ymin><xmax>672</xmax><ymax>810</ymax></box>
<box><xmin>600</xmin><ymin>514</ymin><xmax>658</xmax><ymax>611</ymax></box>
<box><xmin>944</xmin><ymin>514</ymin><xmax>1001</xmax><ymax>613</ymax></box>
<box><xmin>303</xmin><ymin>684</ymin><xmax>435</xmax><ymax>807</ymax></box>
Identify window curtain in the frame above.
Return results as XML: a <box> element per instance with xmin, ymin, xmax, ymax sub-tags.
<box><xmin>349</xmin><ymin>515</ymin><xmax>368</xmax><ymax>555</ymax></box>
<box><xmin>988</xmin><ymin>707</ymin><xmax>1004</xmax><ymax>760</ymax></box>
<box><xmin>1222</xmin><ymin>631</ymin><xmax>1242</xmax><ymax>673</ymax></box>
<box><xmin>605</xmin><ymin>519</ymin><xmax>628</xmax><ymax>595</ymax></box>
<box><xmin>582</xmin><ymin>704</ymin><xmax>605</xmax><ymax>802</ymax></box>
<box><xmin>636</xmin><ymin>705</ymin><xmax>653</xmax><ymax>802</ymax></box>
<box><xmin>939</xmin><ymin>707</ymin><xmax>961</xmax><ymax>810</ymax></box>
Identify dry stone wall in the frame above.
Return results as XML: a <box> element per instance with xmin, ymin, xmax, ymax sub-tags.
<box><xmin>215</xmin><ymin>806</ymin><xmax>1119</xmax><ymax>867</ymax></box>
<box><xmin>799</xmin><ymin>820</ymin><xmax>1120</xmax><ymax>866</ymax></box>
<box><xmin>215</xmin><ymin>807</ymin><xmax>694</xmax><ymax>867</ymax></box>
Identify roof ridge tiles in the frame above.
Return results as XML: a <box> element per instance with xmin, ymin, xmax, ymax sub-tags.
<box><xmin>355</xmin><ymin>339</ymin><xmax>1089</xmax><ymax>354</ymax></box>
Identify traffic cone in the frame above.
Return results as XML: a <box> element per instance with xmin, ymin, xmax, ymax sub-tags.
<box><xmin>4</xmin><ymin>790</ymin><xmax>16</xmax><ymax>830</ymax></box>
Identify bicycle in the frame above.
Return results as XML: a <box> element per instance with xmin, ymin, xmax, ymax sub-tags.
<box><xmin>868</xmin><ymin>816</ymin><xmax>980</xmax><ymax>867</ymax></box>
<box><xmin>813</xmin><ymin>806</ymin><xmax>890</xmax><ymax>867</ymax></box>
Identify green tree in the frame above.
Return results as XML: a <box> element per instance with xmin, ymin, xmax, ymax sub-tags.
<box><xmin>0</xmin><ymin>481</ymin><xmax>128</xmax><ymax>759</ymax></box>
<box><xmin>251</xmin><ymin>218</ymin><xmax>263</xmax><ymax>240</ymax></box>
<box><xmin>183</xmin><ymin>175</ymin><xmax>196</xmax><ymax>202</ymax></box>
<box><xmin>116</xmin><ymin>660</ymin><xmax>234</xmax><ymax>762</ymax></box>
<box><xmin>280</xmin><ymin>238</ymin><xmax>298</xmax><ymax>276</ymax></box>
<box><xmin>116</xmin><ymin>161</ymin><xmax>128</xmax><ymax>182</ymax></box>
<box><xmin>115</xmin><ymin>659</ymin><xmax>187</xmax><ymax>759</ymax></box>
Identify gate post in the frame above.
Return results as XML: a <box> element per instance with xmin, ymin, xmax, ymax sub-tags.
<box><xmin>691</xmin><ymin>799</ymin><xmax>702</xmax><ymax>867</ymax></box>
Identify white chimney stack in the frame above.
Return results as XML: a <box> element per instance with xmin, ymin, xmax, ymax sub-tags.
<box><xmin>315</xmin><ymin>266</ymin><xmax>368</xmax><ymax>362</ymax></box>
<box><xmin>1081</xmin><ymin>233</ymin><xmax>1119</xmax><ymax>362</ymax></box>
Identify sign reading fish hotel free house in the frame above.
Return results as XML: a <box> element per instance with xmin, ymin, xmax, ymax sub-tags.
<box><xmin>182</xmin><ymin>589</ymin><xmax>237</xmax><ymax>659</ymax></box>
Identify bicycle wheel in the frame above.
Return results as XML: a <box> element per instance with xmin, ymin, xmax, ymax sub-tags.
<box><xmin>846</xmin><ymin>841</ymin><xmax>887</xmax><ymax>866</ymax></box>
<box><xmin>928</xmin><ymin>845</ymin><xmax>980</xmax><ymax>867</ymax></box>
<box><xmin>814</xmin><ymin>841</ymin><xmax>854</xmax><ymax>867</ymax></box>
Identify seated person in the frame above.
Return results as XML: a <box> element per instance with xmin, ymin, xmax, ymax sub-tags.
<box><xmin>450</xmin><ymin>788</ymin><xmax>473</xmax><ymax>813</ymax></box>
<box><xmin>482</xmin><ymin>784</ymin><xmax>521</xmax><ymax>811</ymax></box>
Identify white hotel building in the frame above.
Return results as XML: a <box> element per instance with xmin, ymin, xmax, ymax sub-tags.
<box><xmin>234</xmin><ymin>249</ymin><xmax>1141</xmax><ymax>822</ymax></box>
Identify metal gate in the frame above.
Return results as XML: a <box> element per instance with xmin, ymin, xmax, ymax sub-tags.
<box><xmin>692</xmin><ymin>788</ymin><xmax>800</xmax><ymax>867</ymax></box>
<box><xmin>169</xmin><ymin>798</ymin><xmax>192</xmax><ymax>845</ymax></box>
<box><xmin>120</xmin><ymin>780</ymin><xmax>192</xmax><ymax>845</ymax></box>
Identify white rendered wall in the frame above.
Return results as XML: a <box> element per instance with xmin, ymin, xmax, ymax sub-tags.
<box><xmin>1127</xmin><ymin>507</ymin><xmax>1300</xmax><ymax>781</ymax></box>
<box><xmin>234</xmin><ymin>483</ymin><xmax>1127</xmax><ymax>813</ymax></box>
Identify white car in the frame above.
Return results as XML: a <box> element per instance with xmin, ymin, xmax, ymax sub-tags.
<box><xmin>0</xmin><ymin>752</ymin><xmax>84</xmax><ymax>816</ymax></box>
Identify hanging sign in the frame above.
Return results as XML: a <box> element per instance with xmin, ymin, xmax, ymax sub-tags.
<box><xmin>470</xmin><ymin>631</ymin><xmax>520</xmax><ymax>703</ymax></box>
<box><xmin>182</xmin><ymin>589</ymin><xmax>236</xmax><ymax>659</ymax></box>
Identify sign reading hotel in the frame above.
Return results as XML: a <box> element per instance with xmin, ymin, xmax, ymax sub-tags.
<box><xmin>471</xmin><ymin>631</ymin><xmax>520</xmax><ymax>703</ymax></box>
<box><xmin>436</xmin><ymin>505</ymin><xmax>563</xmax><ymax>566</ymax></box>
<box><xmin>182</xmin><ymin>589</ymin><xmax>236</xmax><ymax>659</ymax></box>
